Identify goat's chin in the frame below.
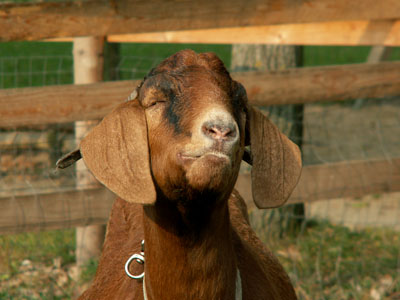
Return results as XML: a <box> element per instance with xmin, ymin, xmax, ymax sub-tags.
<box><xmin>184</xmin><ymin>154</ymin><xmax>232</xmax><ymax>192</ymax></box>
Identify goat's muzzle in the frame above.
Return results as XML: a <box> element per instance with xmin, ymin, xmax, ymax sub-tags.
<box><xmin>179</xmin><ymin>108</ymin><xmax>240</xmax><ymax>167</ymax></box>
<box><xmin>173</xmin><ymin>107</ymin><xmax>243</xmax><ymax>194</ymax></box>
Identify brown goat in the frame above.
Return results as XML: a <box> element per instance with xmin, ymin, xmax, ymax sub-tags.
<box><xmin>58</xmin><ymin>49</ymin><xmax>302</xmax><ymax>299</ymax></box>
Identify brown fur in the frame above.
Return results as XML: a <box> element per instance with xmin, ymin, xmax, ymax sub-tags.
<box><xmin>75</xmin><ymin>50</ymin><xmax>300</xmax><ymax>299</ymax></box>
<box><xmin>79</xmin><ymin>192</ymin><xmax>297</xmax><ymax>300</ymax></box>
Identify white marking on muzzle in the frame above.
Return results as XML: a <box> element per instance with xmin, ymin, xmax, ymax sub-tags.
<box><xmin>190</xmin><ymin>107</ymin><xmax>239</xmax><ymax>152</ymax></box>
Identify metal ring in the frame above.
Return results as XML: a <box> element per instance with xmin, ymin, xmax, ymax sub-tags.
<box><xmin>125</xmin><ymin>253</ymin><xmax>145</xmax><ymax>280</ymax></box>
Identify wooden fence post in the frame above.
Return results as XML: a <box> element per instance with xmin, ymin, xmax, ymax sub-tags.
<box><xmin>73</xmin><ymin>36</ymin><xmax>106</xmax><ymax>269</ymax></box>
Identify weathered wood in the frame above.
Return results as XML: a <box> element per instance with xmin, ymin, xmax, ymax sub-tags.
<box><xmin>289</xmin><ymin>158</ymin><xmax>400</xmax><ymax>204</ymax></box>
<box><xmin>1</xmin><ymin>0</ymin><xmax>400</xmax><ymax>41</ymax></box>
<box><xmin>108</xmin><ymin>20</ymin><xmax>400</xmax><ymax>46</ymax></box>
<box><xmin>367</xmin><ymin>46</ymin><xmax>392</xmax><ymax>63</ymax></box>
<box><xmin>0</xmin><ymin>80</ymin><xmax>136</xmax><ymax>127</ymax></box>
<box><xmin>1</xmin><ymin>62</ymin><xmax>400</xmax><ymax>127</ymax></box>
<box><xmin>1</xmin><ymin>157</ymin><xmax>399</xmax><ymax>234</ymax></box>
<box><xmin>73</xmin><ymin>37</ymin><xmax>105</xmax><ymax>268</ymax></box>
<box><xmin>235</xmin><ymin>62</ymin><xmax>400</xmax><ymax>106</ymax></box>
<box><xmin>352</xmin><ymin>45</ymin><xmax>392</xmax><ymax>107</ymax></box>
<box><xmin>236</xmin><ymin>157</ymin><xmax>400</xmax><ymax>209</ymax></box>
<box><xmin>0</xmin><ymin>188</ymin><xmax>115</xmax><ymax>235</ymax></box>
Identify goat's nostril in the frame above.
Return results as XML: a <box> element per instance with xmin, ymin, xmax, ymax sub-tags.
<box><xmin>202</xmin><ymin>122</ymin><xmax>237</xmax><ymax>140</ymax></box>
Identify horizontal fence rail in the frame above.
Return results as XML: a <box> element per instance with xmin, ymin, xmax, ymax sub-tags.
<box><xmin>106</xmin><ymin>20</ymin><xmax>400</xmax><ymax>47</ymax></box>
<box><xmin>1</xmin><ymin>61</ymin><xmax>400</xmax><ymax>127</ymax></box>
<box><xmin>237</xmin><ymin>158</ymin><xmax>400</xmax><ymax>209</ymax></box>
<box><xmin>0</xmin><ymin>188</ymin><xmax>115</xmax><ymax>234</ymax></box>
<box><xmin>48</xmin><ymin>20</ymin><xmax>400</xmax><ymax>46</ymax></box>
<box><xmin>1</xmin><ymin>0</ymin><xmax>400</xmax><ymax>41</ymax></box>
<box><xmin>1</xmin><ymin>157</ymin><xmax>399</xmax><ymax>234</ymax></box>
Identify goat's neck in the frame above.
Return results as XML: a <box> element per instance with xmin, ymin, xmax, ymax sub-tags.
<box><xmin>142</xmin><ymin>196</ymin><xmax>237</xmax><ymax>300</ymax></box>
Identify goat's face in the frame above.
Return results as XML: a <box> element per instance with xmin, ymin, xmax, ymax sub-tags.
<box><xmin>138</xmin><ymin>53</ymin><xmax>246</xmax><ymax>202</ymax></box>
<box><xmin>59</xmin><ymin>50</ymin><xmax>302</xmax><ymax>209</ymax></box>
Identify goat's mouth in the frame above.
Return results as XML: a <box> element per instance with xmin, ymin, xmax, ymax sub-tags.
<box><xmin>177</xmin><ymin>150</ymin><xmax>233</xmax><ymax>193</ymax></box>
<box><xmin>178</xmin><ymin>151</ymin><xmax>230</xmax><ymax>165</ymax></box>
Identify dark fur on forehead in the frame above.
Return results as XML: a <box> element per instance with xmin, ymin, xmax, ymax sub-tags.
<box><xmin>141</xmin><ymin>50</ymin><xmax>247</xmax><ymax>107</ymax></box>
<box><xmin>145</xmin><ymin>50</ymin><xmax>232</xmax><ymax>89</ymax></box>
<box><xmin>138</xmin><ymin>50</ymin><xmax>248</xmax><ymax>134</ymax></box>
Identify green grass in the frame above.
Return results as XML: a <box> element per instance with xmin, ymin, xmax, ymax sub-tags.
<box><xmin>260</xmin><ymin>220</ymin><xmax>400</xmax><ymax>300</ymax></box>
<box><xmin>0</xmin><ymin>229</ymin><xmax>77</xmax><ymax>299</ymax></box>
<box><xmin>0</xmin><ymin>220</ymin><xmax>399</xmax><ymax>299</ymax></box>
<box><xmin>0</xmin><ymin>229</ymin><xmax>75</xmax><ymax>274</ymax></box>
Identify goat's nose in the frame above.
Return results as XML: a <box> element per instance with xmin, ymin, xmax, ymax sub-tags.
<box><xmin>202</xmin><ymin>121</ymin><xmax>237</xmax><ymax>141</ymax></box>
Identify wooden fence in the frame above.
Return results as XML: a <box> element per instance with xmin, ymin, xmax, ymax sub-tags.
<box><xmin>1</xmin><ymin>62</ymin><xmax>399</xmax><ymax>233</ymax></box>
<box><xmin>2</xmin><ymin>0</ymin><xmax>400</xmax><ymax>42</ymax></box>
<box><xmin>1</xmin><ymin>0</ymin><xmax>400</xmax><ymax>234</ymax></box>
<box><xmin>1</xmin><ymin>61</ymin><xmax>400</xmax><ymax>127</ymax></box>
<box><xmin>1</xmin><ymin>157</ymin><xmax>399</xmax><ymax>234</ymax></box>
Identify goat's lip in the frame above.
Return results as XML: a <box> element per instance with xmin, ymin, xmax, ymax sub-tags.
<box><xmin>178</xmin><ymin>151</ymin><xmax>230</xmax><ymax>164</ymax></box>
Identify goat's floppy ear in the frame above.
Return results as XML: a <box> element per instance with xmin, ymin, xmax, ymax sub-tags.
<box><xmin>248</xmin><ymin>106</ymin><xmax>302</xmax><ymax>209</ymax></box>
<box><xmin>80</xmin><ymin>100</ymin><xmax>156</xmax><ymax>205</ymax></box>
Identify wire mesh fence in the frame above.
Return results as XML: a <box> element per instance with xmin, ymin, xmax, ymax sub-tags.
<box><xmin>0</xmin><ymin>41</ymin><xmax>400</xmax><ymax>299</ymax></box>
<box><xmin>0</xmin><ymin>55</ymin><xmax>73</xmax><ymax>88</ymax></box>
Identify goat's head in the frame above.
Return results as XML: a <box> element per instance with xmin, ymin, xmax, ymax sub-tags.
<box><xmin>58</xmin><ymin>50</ymin><xmax>302</xmax><ymax>209</ymax></box>
<box><xmin>138</xmin><ymin>51</ymin><xmax>247</xmax><ymax>207</ymax></box>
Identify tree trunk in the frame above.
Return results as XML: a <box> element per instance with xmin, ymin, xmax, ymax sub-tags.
<box><xmin>231</xmin><ymin>44</ymin><xmax>304</xmax><ymax>238</ymax></box>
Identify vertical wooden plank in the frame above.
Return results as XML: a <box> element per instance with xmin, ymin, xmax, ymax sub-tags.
<box><xmin>73</xmin><ymin>36</ymin><xmax>106</xmax><ymax>269</ymax></box>
<box><xmin>367</xmin><ymin>46</ymin><xmax>392</xmax><ymax>63</ymax></box>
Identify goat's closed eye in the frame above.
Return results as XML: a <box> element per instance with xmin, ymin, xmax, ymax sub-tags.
<box><xmin>145</xmin><ymin>99</ymin><xmax>167</xmax><ymax>109</ymax></box>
